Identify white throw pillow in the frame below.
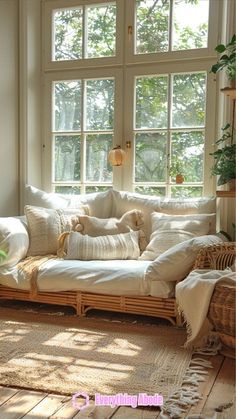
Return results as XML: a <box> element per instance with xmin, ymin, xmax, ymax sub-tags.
<box><xmin>58</xmin><ymin>230</ymin><xmax>141</xmax><ymax>260</ymax></box>
<box><xmin>140</xmin><ymin>212</ymin><xmax>214</xmax><ymax>260</ymax></box>
<box><xmin>25</xmin><ymin>205</ymin><xmax>89</xmax><ymax>256</ymax></box>
<box><xmin>25</xmin><ymin>185</ymin><xmax>70</xmax><ymax>209</ymax></box>
<box><xmin>0</xmin><ymin>217</ymin><xmax>29</xmax><ymax>268</ymax></box>
<box><xmin>145</xmin><ymin>235</ymin><xmax>223</xmax><ymax>288</ymax></box>
<box><xmin>156</xmin><ymin>197</ymin><xmax>216</xmax><ymax>215</ymax></box>
<box><xmin>68</xmin><ymin>189</ymin><xmax>113</xmax><ymax>218</ymax></box>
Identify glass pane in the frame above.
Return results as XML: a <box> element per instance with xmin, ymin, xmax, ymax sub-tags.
<box><xmin>86</xmin><ymin>186</ymin><xmax>112</xmax><ymax>193</ymax></box>
<box><xmin>171</xmin><ymin>131</ymin><xmax>204</xmax><ymax>182</ymax></box>
<box><xmin>171</xmin><ymin>186</ymin><xmax>203</xmax><ymax>198</ymax></box>
<box><xmin>53</xmin><ymin>8</ymin><xmax>83</xmax><ymax>61</ymax></box>
<box><xmin>173</xmin><ymin>0</ymin><xmax>209</xmax><ymax>51</ymax></box>
<box><xmin>136</xmin><ymin>76</ymin><xmax>168</xmax><ymax>129</ymax></box>
<box><xmin>54</xmin><ymin>81</ymin><xmax>81</xmax><ymax>131</ymax></box>
<box><xmin>86</xmin><ymin>134</ymin><xmax>113</xmax><ymax>182</ymax></box>
<box><xmin>135</xmin><ymin>186</ymin><xmax>166</xmax><ymax>196</ymax></box>
<box><xmin>86</xmin><ymin>4</ymin><xmax>116</xmax><ymax>58</ymax></box>
<box><xmin>54</xmin><ymin>135</ymin><xmax>80</xmax><ymax>182</ymax></box>
<box><xmin>55</xmin><ymin>186</ymin><xmax>81</xmax><ymax>194</ymax></box>
<box><xmin>172</xmin><ymin>73</ymin><xmax>206</xmax><ymax>128</ymax></box>
<box><xmin>136</xmin><ymin>0</ymin><xmax>169</xmax><ymax>54</ymax></box>
<box><xmin>85</xmin><ymin>79</ymin><xmax>114</xmax><ymax>130</ymax></box>
<box><xmin>135</xmin><ymin>133</ymin><xmax>167</xmax><ymax>182</ymax></box>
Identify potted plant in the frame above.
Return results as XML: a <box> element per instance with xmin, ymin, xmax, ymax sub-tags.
<box><xmin>169</xmin><ymin>157</ymin><xmax>185</xmax><ymax>184</ymax></box>
<box><xmin>210</xmin><ymin>34</ymin><xmax>236</xmax><ymax>89</ymax></box>
<box><xmin>210</xmin><ymin>123</ymin><xmax>236</xmax><ymax>191</ymax></box>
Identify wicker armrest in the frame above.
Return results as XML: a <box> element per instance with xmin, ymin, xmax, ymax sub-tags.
<box><xmin>193</xmin><ymin>242</ymin><xmax>236</xmax><ymax>270</ymax></box>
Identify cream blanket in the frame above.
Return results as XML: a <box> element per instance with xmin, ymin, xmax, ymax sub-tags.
<box><xmin>176</xmin><ymin>269</ymin><xmax>236</xmax><ymax>348</ymax></box>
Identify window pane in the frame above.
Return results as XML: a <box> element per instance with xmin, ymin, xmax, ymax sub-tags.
<box><xmin>171</xmin><ymin>131</ymin><xmax>204</xmax><ymax>182</ymax></box>
<box><xmin>86</xmin><ymin>134</ymin><xmax>113</xmax><ymax>182</ymax></box>
<box><xmin>172</xmin><ymin>73</ymin><xmax>206</xmax><ymax>128</ymax></box>
<box><xmin>136</xmin><ymin>0</ymin><xmax>169</xmax><ymax>54</ymax></box>
<box><xmin>86</xmin><ymin>4</ymin><xmax>116</xmax><ymax>58</ymax></box>
<box><xmin>136</xmin><ymin>76</ymin><xmax>168</xmax><ymax>129</ymax></box>
<box><xmin>53</xmin><ymin>8</ymin><xmax>83</xmax><ymax>61</ymax></box>
<box><xmin>173</xmin><ymin>0</ymin><xmax>209</xmax><ymax>51</ymax></box>
<box><xmin>54</xmin><ymin>81</ymin><xmax>81</xmax><ymax>131</ymax></box>
<box><xmin>171</xmin><ymin>186</ymin><xmax>203</xmax><ymax>198</ymax></box>
<box><xmin>55</xmin><ymin>186</ymin><xmax>81</xmax><ymax>194</ymax></box>
<box><xmin>54</xmin><ymin>135</ymin><xmax>80</xmax><ymax>182</ymax></box>
<box><xmin>135</xmin><ymin>186</ymin><xmax>166</xmax><ymax>196</ymax></box>
<box><xmin>85</xmin><ymin>79</ymin><xmax>114</xmax><ymax>130</ymax></box>
<box><xmin>86</xmin><ymin>186</ymin><xmax>112</xmax><ymax>193</ymax></box>
<box><xmin>135</xmin><ymin>133</ymin><xmax>167</xmax><ymax>182</ymax></box>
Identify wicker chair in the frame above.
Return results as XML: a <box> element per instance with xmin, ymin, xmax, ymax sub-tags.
<box><xmin>194</xmin><ymin>242</ymin><xmax>236</xmax><ymax>358</ymax></box>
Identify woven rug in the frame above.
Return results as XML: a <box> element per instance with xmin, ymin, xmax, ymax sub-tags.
<box><xmin>0</xmin><ymin>307</ymin><xmax>191</xmax><ymax>399</ymax></box>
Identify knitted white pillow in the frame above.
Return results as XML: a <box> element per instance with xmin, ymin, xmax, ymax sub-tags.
<box><xmin>139</xmin><ymin>212</ymin><xmax>215</xmax><ymax>261</ymax></box>
<box><xmin>25</xmin><ymin>205</ymin><xmax>89</xmax><ymax>256</ymax></box>
<box><xmin>58</xmin><ymin>230</ymin><xmax>141</xmax><ymax>260</ymax></box>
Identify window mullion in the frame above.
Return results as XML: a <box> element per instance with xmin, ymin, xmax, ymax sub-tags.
<box><xmin>83</xmin><ymin>5</ymin><xmax>87</xmax><ymax>60</ymax></box>
<box><xmin>169</xmin><ymin>0</ymin><xmax>174</xmax><ymax>52</ymax></box>
<box><xmin>81</xmin><ymin>79</ymin><xmax>86</xmax><ymax>193</ymax></box>
<box><xmin>166</xmin><ymin>74</ymin><xmax>173</xmax><ymax>197</ymax></box>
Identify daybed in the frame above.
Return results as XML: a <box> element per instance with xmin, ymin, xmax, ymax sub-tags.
<box><xmin>0</xmin><ymin>186</ymin><xmax>226</xmax><ymax>325</ymax></box>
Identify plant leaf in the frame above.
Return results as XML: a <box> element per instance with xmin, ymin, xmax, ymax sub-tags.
<box><xmin>215</xmin><ymin>44</ymin><xmax>226</xmax><ymax>53</ymax></box>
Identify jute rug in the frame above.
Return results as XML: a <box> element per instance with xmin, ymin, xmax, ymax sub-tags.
<box><xmin>0</xmin><ymin>307</ymin><xmax>191</xmax><ymax>399</ymax></box>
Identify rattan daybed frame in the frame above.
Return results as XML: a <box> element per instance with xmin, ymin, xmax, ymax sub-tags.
<box><xmin>0</xmin><ymin>242</ymin><xmax>235</xmax><ymax>326</ymax></box>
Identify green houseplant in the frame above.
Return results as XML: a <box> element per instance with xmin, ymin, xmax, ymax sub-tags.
<box><xmin>210</xmin><ymin>34</ymin><xmax>236</xmax><ymax>88</ymax></box>
<box><xmin>210</xmin><ymin>123</ymin><xmax>236</xmax><ymax>190</ymax></box>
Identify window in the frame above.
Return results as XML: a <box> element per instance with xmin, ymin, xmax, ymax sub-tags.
<box><xmin>43</xmin><ymin>0</ymin><xmax>219</xmax><ymax>196</ymax></box>
<box><xmin>53</xmin><ymin>3</ymin><xmax>117</xmax><ymax>61</ymax></box>
<box><xmin>135</xmin><ymin>0</ymin><xmax>209</xmax><ymax>54</ymax></box>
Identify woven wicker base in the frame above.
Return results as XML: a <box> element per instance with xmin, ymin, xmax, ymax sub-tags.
<box><xmin>0</xmin><ymin>285</ymin><xmax>179</xmax><ymax>325</ymax></box>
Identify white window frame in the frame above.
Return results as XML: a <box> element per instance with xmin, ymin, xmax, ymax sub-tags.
<box><xmin>42</xmin><ymin>0</ymin><xmax>221</xmax><ymax>196</ymax></box>
<box><xmin>125</xmin><ymin>0</ymin><xmax>220</xmax><ymax>65</ymax></box>
<box><xmin>123</xmin><ymin>60</ymin><xmax>217</xmax><ymax>196</ymax></box>
<box><xmin>43</xmin><ymin>0</ymin><xmax>125</xmax><ymax>71</ymax></box>
<box><xmin>43</xmin><ymin>67</ymin><xmax>123</xmax><ymax>193</ymax></box>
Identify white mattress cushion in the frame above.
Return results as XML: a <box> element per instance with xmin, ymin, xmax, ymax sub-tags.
<box><xmin>145</xmin><ymin>234</ymin><xmax>223</xmax><ymax>283</ymax></box>
<box><xmin>0</xmin><ymin>217</ymin><xmax>29</xmax><ymax>268</ymax></box>
<box><xmin>140</xmin><ymin>212</ymin><xmax>216</xmax><ymax>260</ymax></box>
<box><xmin>0</xmin><ymin>259</ymin><xmax>174</xmax><ymax>298</ymax></box>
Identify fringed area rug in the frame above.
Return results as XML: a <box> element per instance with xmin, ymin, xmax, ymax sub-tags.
<box><xmin>0</xmin><ymin>307</ymin><xmax>191</xmax><ymax>400</ymax></box>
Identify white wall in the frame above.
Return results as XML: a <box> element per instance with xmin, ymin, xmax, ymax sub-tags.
<box><xmin>0</xmin><ymin>0</ymin><xmax>19</xmax><ymax>216</ymax></box>
<box><xmin>19</xmin><ymin>0</ymin><xmax>42</xmax><ymax>212</ymax></box>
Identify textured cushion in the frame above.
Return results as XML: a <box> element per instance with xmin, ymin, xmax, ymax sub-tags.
<box><xmin>140</xmin><ymin>212</ymin><xmax>214</xmax><ymax>261</ymax></box>
<box><xmin>0</xmin><ymin>217</ymin><xmax>29</xmax><ymax>267</ymax></box>
<box><xmin>59</xmin><ymin>230</ymin><xmax>141</xmax><ymax>260</ymax></box>
<box><xmin>145</xmin><ymin>235</ymin><xmax>223</xmax><ymax>284</ymax></box>
<box><xmin>25</xmin><ymin>205</ymin><xmax>89</xmax><ymax>256</ymax></box>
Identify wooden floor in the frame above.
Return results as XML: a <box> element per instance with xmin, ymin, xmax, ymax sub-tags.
<box><xmin>0</xmin><ymin>355</ymin><xmax>235</xmax><ymax>419</ymax></box>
